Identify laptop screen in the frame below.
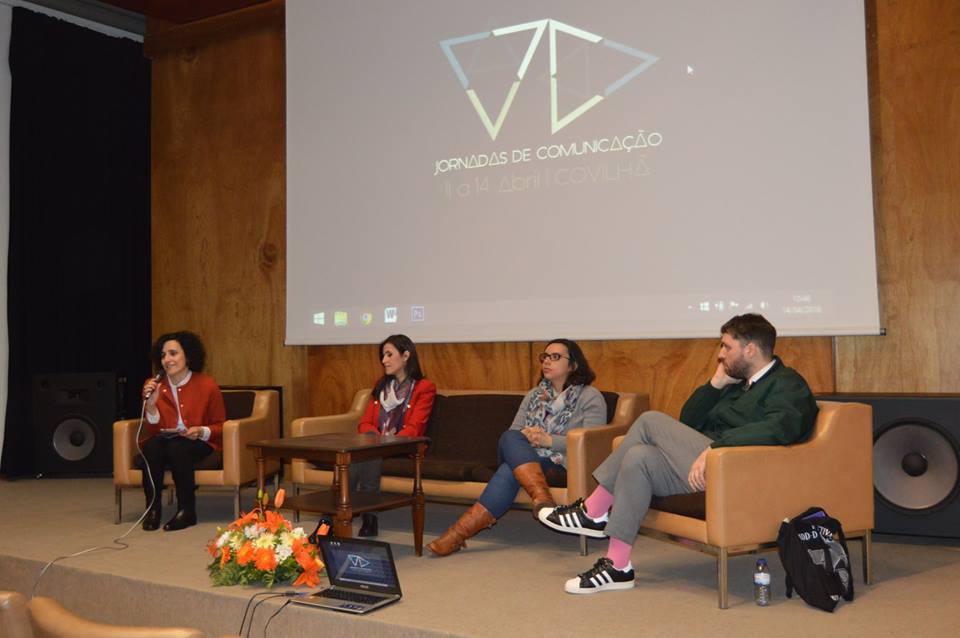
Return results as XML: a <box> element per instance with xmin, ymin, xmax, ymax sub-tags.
<box><xmin>320</xmin><ymin>538</ymin><xmax>401</xmax><ymax>595</ymax></box>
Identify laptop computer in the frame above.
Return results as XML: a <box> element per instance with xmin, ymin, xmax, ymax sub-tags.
<box><xmin>293</xmin><ymin>537</ymin><xmax>402</xmax><ymax>614</ymax></box>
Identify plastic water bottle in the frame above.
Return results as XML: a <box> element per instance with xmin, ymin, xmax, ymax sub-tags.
<box><xmin>754</xmin><ymin>558</ymin><xmax>771</xmax><ymax>606</ymax></box>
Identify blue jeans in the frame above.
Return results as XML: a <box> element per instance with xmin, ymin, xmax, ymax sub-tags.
<box><xmin>478</xmin><ymin>430</ymin><xmax>565</xmax><ymax>518</ymax></box>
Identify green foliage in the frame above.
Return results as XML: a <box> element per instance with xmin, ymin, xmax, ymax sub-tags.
<box><xmin>207</xmin><ymin>557</ymin><xmax>303</xmax><ymax>588</ymax></box>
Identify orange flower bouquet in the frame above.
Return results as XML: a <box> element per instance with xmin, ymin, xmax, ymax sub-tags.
<box><xmin>207</xmin><ymin>488</ymin><xmax>323</xmax><ymax>587</ymax></box>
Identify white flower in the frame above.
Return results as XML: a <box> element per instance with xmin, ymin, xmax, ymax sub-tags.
<box><xmin>243</xmin><ymin>525</ymin><xmax>259</xmax><ymax>540</ymax></box>
<box><xmin>291</xmin><ymin>527</ymin><xmax>307</xmax><ymax>538</ymax></box>
<box><xmin>279</xmin><ymin>531</ymin><xmax>296</xmax><ymax>547</ymax></box>
<box><xmin>275</xmin><ymin>545</ymin><xmax>293</xmax><ymax>562</ymax></box>
<box><xmin>216</xmin><ymin>531</ymin><xmax>231</xmax><ymax>548</ymax></box>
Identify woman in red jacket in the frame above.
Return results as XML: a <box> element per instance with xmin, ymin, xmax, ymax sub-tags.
<box><xmin>353</xmin><ymin>334</ymin><xmax>436</xmax><ymax>536</ymax></box>
<box><xmin>140</xmin><ymin>331</ymin><xmax>225</xmax><ymax>532</ymax></box>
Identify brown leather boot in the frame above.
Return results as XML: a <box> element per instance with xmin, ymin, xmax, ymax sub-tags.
<box><xmin>513</xmin><ymin>461</ymin><xmax>556</xmax><ymax>518</ymax></box>
<box><xmin>426</xmin><ymin>503</ymin><xmax>496</xmax><ymax>556</ymax></box>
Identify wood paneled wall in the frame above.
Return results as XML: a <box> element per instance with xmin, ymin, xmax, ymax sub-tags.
<box><xmin>834</xmin><ymin>0</ymin><xmax>960</xmax><ymax>392</ymax></box>
<box><xmin>150</xmin><ymin>1</ymin><xmax>959</xmax><ymax>426</ymax></box>
<box><xmin>149</xmin><ymin>2</ymin><xmax>309</xmax><ymax>430</ymax></box>
<box><xmin>309</xmin><ymin>337</ymin><xmax>835</xmax><ymax>418</ymax></box>
<box><xmin>546</xmin><ymin>338</ymin><xmax>835</xmax><ymax>419</ymax></box>
<box><xmin>308</xmin><ymin>342</ymin><xmax>535</xmax><ymax>416</ymax></box>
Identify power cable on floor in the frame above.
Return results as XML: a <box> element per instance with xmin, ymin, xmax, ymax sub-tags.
<box><xmin>31</xmin><ymin>398</ymin><xmax>161</xmax><ymax>597</ymax></box>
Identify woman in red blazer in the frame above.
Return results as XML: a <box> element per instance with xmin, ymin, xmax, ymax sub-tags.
<box><xmin>140</xmin><ymin>331</ymin><xmax>225</xmax><ymax>532</ymax></box>
<box><xmin>353</xmin><ymin>334</ymin><xmax>436</xmax><ymax>536</ymax></box>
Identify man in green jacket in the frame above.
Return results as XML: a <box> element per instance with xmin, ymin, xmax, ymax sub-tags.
<box><xmin>539</xmin><ymin>313</ymin><xmax>818</xmax><ymax>594</ymax></box>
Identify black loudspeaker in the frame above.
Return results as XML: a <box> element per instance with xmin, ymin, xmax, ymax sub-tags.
<box><xmin>33</xmin><ymin>373</ymin><xmax>117</xmax><ymax>475</ymax></box>
<box><xmin>817</xmin><ymin>394</ymin><xmax>960</xmax><ymax>539</ymax></box>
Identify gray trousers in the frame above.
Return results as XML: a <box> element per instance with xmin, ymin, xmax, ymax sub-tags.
<box><xmin>348</xmin><ymin>459</ymin><xmax>382</xmax><ymax>493</ymax></box>
<box><xmin>593</xmin><ymin>411</ymin><xmax>713</xmax><ymax>542</ymax></box>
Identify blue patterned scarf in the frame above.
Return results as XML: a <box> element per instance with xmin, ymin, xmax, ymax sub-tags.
<box><xmin>523</xmin><ymin>379</ymin><xmax>584</xmax><ymax>466</ymax></box>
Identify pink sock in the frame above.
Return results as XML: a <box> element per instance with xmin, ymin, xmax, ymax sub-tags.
<box><xmin>584</xmin><ymin>485</ymin><xmax>613</xmax><ymax>519</ymax></box>
<box><xmin>606</xmin><ymin>537</ymin><xmax>633</xmax><ymax>570</ymax></box>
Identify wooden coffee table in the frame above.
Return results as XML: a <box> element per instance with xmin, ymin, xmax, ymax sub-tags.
<box><xmin>247</xmin><ymin>433</ymin><xmax>429</xmax><ymax>555</ymax></box>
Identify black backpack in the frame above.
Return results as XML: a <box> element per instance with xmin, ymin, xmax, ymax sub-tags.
<box><xmin>776</xmin><ymin>506</ymin><xmax>854</xmax><ymax>612</ymax></box>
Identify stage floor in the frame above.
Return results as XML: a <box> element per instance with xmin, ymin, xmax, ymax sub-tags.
<box><xmin>1</xmin><ymin>477</ymin><xmax>959</xmax><ymax>637</ymax></box>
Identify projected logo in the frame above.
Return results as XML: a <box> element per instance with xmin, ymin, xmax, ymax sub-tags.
<box><xmin>347</xmin><ymin>554</ymin><xmax>371</xmax><ymax>569</ymax></box>
<box><xmin>440</xmin><ymin>19</ymin><xmax>658</xmax><ymax>140</ymax></box>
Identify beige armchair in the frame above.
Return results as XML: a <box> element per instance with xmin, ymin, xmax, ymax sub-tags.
<box><xmin>113</xmin><ymin>389</ymin><xmax>280</xmax><ymax>522</ymax></box>
<box><xmin>0</xmin><ymin>591</ymin><xmax>210</xmax><ymax>638</ymax></box>
<box><xmin>615</xmin><ymin>400</ymin><xmax>875</xmax><ymax>608</ymax></box>
<box><xmin>290</xmin><ymin>388</ymin><xmax>648</xmax><ymax>553</ymax></box>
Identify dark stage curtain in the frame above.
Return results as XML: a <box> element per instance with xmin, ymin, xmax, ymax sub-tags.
<box><xmin>2</xmin><ymin>8</ymin><xmax>151</xmax><ymax>476</ymax></box>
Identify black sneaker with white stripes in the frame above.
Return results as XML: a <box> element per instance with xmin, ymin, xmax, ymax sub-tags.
<box><xmin>538</xmin><ymin>498</ymin><xmax>608</xmax><ymax>538</ymax></box>
<box><xmin>565</xmin><ymin>557</ymin><xmax>635</xmax><ymax>594</ymax></box>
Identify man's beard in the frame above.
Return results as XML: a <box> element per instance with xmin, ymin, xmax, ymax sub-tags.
<box><xmin>723</xmin><ymin>358</ymin><xmax>750</xmax><ymax>380</ymax></box>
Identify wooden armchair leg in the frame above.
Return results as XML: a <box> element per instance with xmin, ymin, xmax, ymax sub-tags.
<box><xmin>234</xmin><ymin>487</ymin><xmax>241</xmax><ymax>520</ymax></box>
<box><xmin>579</xmin><ymin>536</ymin><xmax>588</xmax><ymax>556</ymax></box>
<box><xmin>717</xmin><ymin>548</ymin><xmax>729</xmax><ymax>609</ymax></box>
<box><xmin>115</xmin><ymin>487</ymin><xmax>122</xmax><ymax>524</ymax></box>
<box><xmin>862</xmin><ymin>531</ymin><xmax>874</xmax><ymax>585</ymax></box>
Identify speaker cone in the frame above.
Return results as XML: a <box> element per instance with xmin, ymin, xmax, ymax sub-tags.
<box><xmin>51</xmin><ymin>417</ymin><xmax>97</xmax><ymax>462</ymax></box>
<box><xmin>874</xmin><ymin>420</ymin><xmax>960</xmax><ymax>512</ymax></box>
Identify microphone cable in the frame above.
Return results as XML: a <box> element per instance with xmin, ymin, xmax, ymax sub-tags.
<box><xmin>31</xmin><ymin>379</ymin><xmax>163</xmax><ymax>597</ymax></box>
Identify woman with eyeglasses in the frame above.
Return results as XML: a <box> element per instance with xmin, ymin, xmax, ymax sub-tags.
<box><xmin>427</xmin><ymin>338</ymin><xmax>606</xmax><ymax>556</ymax></box>
<box><xmin>353</xmin><ymin>334</ymin><xmax>436</xmax><ymax>537</ymax></box>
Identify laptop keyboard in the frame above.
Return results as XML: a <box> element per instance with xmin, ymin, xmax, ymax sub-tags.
<box><xmin>320</xmin><ymin>588</ymin><xmax>385</xmax><ymax>606</ymax></box>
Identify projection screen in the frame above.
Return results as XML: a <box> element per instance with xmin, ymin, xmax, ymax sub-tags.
<box><xmin>286</xmin><ymin>1</ymin><xmax>879</xmax><ymax>345</ymax></box>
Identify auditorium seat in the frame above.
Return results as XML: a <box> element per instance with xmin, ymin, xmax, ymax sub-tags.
<box><xmin>615</xmin><ymin>400</ymin><xmax>875</xmax><ymax>608</ymax></box>
<box><xmin>112</xmin><ymin>389</ymin><xmax>280</xmax><ymax>523</ymax></box>
<box><xmin>0</xmin><ymin>591</ymin><xmax>216</xmax><ymax>638</ymax></box>
<box><xmin>290</xmin><ymin>388</ymin><xmax>648</xmax><ymax>554</ymax></box>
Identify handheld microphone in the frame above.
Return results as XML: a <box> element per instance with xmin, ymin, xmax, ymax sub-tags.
<box><xmin>143</xmin><ymin>371</ymin><xmax>164</xmax><ymax>400</ymax></box>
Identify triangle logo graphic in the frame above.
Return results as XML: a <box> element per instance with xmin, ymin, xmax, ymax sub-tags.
<box><xmin>441</xmin><ymin>19</ymin><xmax>658</xmax><ymax>139</ymax></box>
<box><xmin>440</xmin><ymin>20</ymin><xmax>548</xmax><ymax>141</ymax></box>
<box><xmin>548</xmin><ymin>20</ymin><xmax>659</xmax><ymax>134</ymax></box>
